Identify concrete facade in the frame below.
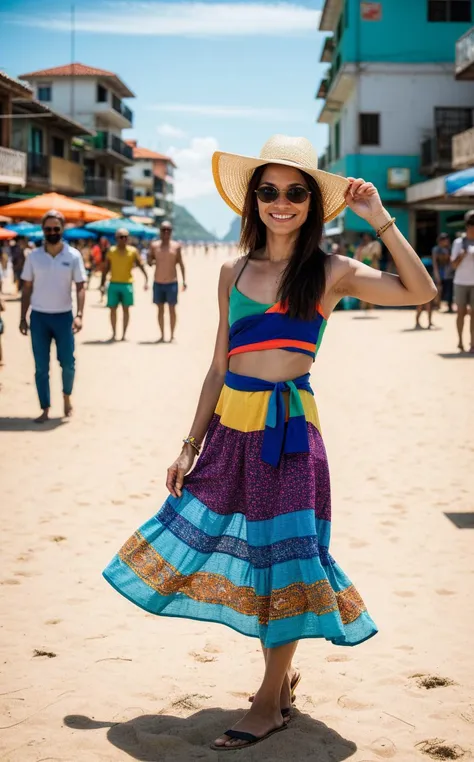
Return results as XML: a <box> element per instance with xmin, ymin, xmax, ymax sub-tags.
<box><xmin>318</xmin><ymin>0</ymin><xmax>474</xmax><ymax>240</ymax></box>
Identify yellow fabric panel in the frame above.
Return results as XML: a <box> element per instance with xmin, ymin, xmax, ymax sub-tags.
<box><xmin>107</xmin><ymin>246</ymin><xmax>138</xmax><ymax>283</ymax></box>
<box><xmin>215</xmin><ymin>386</ymin><xmax>321</xmax><ymax>433</ymax></box>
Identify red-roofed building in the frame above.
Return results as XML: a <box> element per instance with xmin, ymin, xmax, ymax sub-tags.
<box><xmin>125</xmin><ymin>140</ymin><xmax>176</xmax><ymax>221</ymax></box>
<box><xmin>20</xmin><ymin>63</ymin><xmax>136</xmax><ymax>211</ymax></box>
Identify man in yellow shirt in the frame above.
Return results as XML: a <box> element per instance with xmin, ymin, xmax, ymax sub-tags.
<box><xmin>106</xmin><ymin>228</ymin><xmax>148</xmax><ymax>340</ymax></box>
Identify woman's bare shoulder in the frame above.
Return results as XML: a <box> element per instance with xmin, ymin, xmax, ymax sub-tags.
<box><xmin>326</xmin><ymin>254</ymin><xmax>353</xmax><ymax>290</ymax></box>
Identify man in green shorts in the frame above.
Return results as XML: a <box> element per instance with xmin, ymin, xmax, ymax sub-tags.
<box><xmin>105</xmin><ymin>228</ymin><xmax>148</xmax><ymax>341</ymax></box>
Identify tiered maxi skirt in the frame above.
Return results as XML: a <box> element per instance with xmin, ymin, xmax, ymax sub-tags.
<box><xmin>103</xmin><ymin>374</ymin><xmax>378</xmax><ymax>649</ymax></box>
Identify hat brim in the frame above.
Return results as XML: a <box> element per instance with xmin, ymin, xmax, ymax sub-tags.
<box><xmin>212</xmin><ymin>150</ymin><xmax>350</xmax><ymax>223</ymax></box>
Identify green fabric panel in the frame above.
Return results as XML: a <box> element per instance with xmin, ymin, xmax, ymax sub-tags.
<box><xmin>229</xmin><ymin>287</ymin><xmax>272</xmax><ymax>326</ymax></box>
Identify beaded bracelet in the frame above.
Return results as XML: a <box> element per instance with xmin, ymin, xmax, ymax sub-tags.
<box><xmin>183</xmin><ymin>436</ymin><xmax>201</xmax><ymax>454</ymax></box>
<box><xmin>376</xmin><ymin>217</ymin><xmax>396</xmax><ymax>238</ymax></box>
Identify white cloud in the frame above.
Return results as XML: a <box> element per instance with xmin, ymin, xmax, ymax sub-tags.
<box><xmin>150</xmin><ymin>103</ymin><xmax>305</xmax><ymax>121</ymax></box>
<box><xmin>156</xmin><ymin>123</ymin><xmax>187</xmax><ymax>139</ymax></box>
<box><xmin>168</xmin><ymin>136</ymin><xmax>219</xmax><ymax>202</ymax></box>
<box><xmin>6</xmin><ymin>2</ymin><xmax>320</xmax><ymax>36</ymax></box>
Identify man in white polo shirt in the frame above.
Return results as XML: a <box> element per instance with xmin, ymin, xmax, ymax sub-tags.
<box><xmin>20</xmin><ymin>210</ymin><xmax>86</xmax><ymax>423</ymax></box>
<box><xmin>451</xmin><ymin>210</ymin><xmax>474</xmax><ymax>353</ymax></box>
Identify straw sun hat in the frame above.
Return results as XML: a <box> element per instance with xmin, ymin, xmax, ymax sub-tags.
<box><xmin>212</xmin><ymin>134</ymin><xmax>350</xmax><ymax>223</ymax></box>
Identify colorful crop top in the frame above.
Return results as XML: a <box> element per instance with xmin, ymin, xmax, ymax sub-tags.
<box><xmin>228</xmin><ymin>258</ymin><xmax>328</xmax><ymax>361</ymax></box>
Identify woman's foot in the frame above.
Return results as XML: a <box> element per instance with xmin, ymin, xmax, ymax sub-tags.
<box><xmin>213</xmin><ymin>704</ymin><xmax>284</xmax><ymax>749</ymax></box>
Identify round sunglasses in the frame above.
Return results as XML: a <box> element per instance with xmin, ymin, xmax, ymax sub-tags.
<box><xmin>255</xmin><ymin>184</ymin><xmax>311</xmax><ymax>205</ymax></box>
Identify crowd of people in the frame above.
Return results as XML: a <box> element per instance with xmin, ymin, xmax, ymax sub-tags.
<box><xmin>0</xmin><ymin>205</ymin><xmax>473</xmax><ymax>422</ymax></box>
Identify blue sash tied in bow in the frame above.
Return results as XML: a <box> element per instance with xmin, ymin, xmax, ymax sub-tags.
<box><xmin>224</xmin><ymin>370</ymin><xmax>314</xmax><ymax>468</ymax></box>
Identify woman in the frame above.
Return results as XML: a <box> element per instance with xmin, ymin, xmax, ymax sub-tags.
<box><xmin>103</xmin><ymin>136</ymin><xmax>436</xmax><ymax>750</ymax></box>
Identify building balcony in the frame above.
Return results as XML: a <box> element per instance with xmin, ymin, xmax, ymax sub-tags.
<box><xmin>84</xmin><ymin>177</ymin><xmax>134</xmax><ymax>204</ymax></box>
<box><xmin>420</xmin><ymin>135</ymin><xmax>453</xmax><ymax>177</ymax></box>
<box><xmin>0</xmin><ymin>146</ymin><xmax>27</xmax><ymax>186</ymax></box>
<box><xmin>319</xmin><ymin>0</ymin><xmax>343</xmax><ymax>32</ymax></box>
<box><xmin>317</xmin><ymin>63</ymin><xmax>356</xmax><ymax>125</ymax></box>
<box><xmin>316</xmin><ymin>78</ymin><xmax>329</xmax><ymax>99</ymax></box>
<box><xmin>111</xmin><ymin>94</ymin><xmax>133</xmax><ymax>125</ymax></box>
<box><xmin>456</xmin><ymin>27</ymin><xmax>474</xmax><ymax>80</ymax></box>
<box><xmin>94</xmin><ymin>99</ymin><xmax>133</xmax><ymax>129</ymax></box>
<box><xmin>50</xmin><ymin>156</ymin><xmax>84</xmax><ymax>194</ymax></box>
<box><xmin>27</xmin><ymin>152</ymin><xmax>50</xmax><ymax>183</ymax></box>
<box><xmin>85</xmin><ymin>131</ymin><xmax>134</xmax><ymax>165</ymax></box>
<box><xmin>320</xmin><ymin>37</ymin><xmax>334</xmax><ymax>63</ymax></box>
<box><xmin>452</xmin><ymin>127</ymin><xmax>474</xmax><ymax>170</ymax></box>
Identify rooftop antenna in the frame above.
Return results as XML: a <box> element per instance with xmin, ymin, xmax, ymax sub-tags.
<box><xmin>70</xmin><ymin>3</ymin><xmax>75</xmax><ymax>118</ymax></box>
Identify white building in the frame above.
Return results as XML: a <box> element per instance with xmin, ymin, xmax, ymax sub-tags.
<box><xmin>20</xmin><ymin>63</ymin><xmax>135</xmax><ymax>211</ymax></box>
<box><xmin>125</xmin><ymin>141</ymin><xmax>176</xmax><ymax>221</ymax></box>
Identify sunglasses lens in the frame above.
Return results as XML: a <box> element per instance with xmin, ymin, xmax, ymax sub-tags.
<box><xmin>256</xmin><ymin>186</ymin><xmax>279</xmax><ymax>204</ymax></box>
<box><xmin>44</xmin><ymin>227</ymin><xmax>61</xmax><ymax>233</ymax></box>
<box><xmin>286</xmin><ymin>186</ymin><xmax>309</xmax><ymax>204</ymax></box>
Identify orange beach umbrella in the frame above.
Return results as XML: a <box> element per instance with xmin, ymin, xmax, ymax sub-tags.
<box><xmin>0</xmin><ymin>193</ymin><xmax>118</xmax><ymax>223</ymax></box>
<box><xmin>0</xmin><ymin>228</ymin><xmax>17</xmax><ymax>240</ymax></box>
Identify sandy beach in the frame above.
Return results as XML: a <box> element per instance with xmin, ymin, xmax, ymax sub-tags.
<box><xmin>1</xmin><ymin>250</ymin><xmax>473</xmax><ymax>762</ymax></box>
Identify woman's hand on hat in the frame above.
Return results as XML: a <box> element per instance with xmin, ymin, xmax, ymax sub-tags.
<box><xmin>345</xmin><ymin>177</ymin><xmax>385</xmax><ymax>225</ymax></box>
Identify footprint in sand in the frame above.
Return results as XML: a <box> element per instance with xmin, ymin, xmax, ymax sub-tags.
<box><xmin>436</xmin><ymin>589</ymin><xmax>455</xmax><ymax>596</ymax></box>
<box><xmin>326</xmin><ymin>654</ymin><xmax>351</xmax><ymax>663</ymax></box>
<box><xmin>416</xmin><ymin>739</ymin><xmax>465</xmax><ymax>759</ymax></box>
<box><xmin>410</xmin><ymin>674</ymin><xmax>455</xmax><ymax>689</ymax></box>
<box><xmin>189</xmin><ymin>650</ymin><xmax>216</xmax><ymax>663</ymax></box>
<box><xmin>370</xmin><ymin>737</ymin><xmax>397</xmax><ymax>758</ymax></box>
<box><xmin>1</xmin><ymin>578</ymin><xmax>21</xmax><ymax>585</ymax></box>
<box><xmin>338</xmin><ymin>695</ymin><xmax>373</xmax><ymax>710</ymax></box>
<box><xmin>394</xmin><ymin>645</ymin><xmax>414</xmax><ymax>651</ymax></box>
<box><xmin>394</xmin><ymin>591</ymin><xmax>415</xmax><ymax>598</ymax></box>
<box><xmin>204</xmin><ymin>642</ymin><xmax>222</xmax><ymax>654</ymax></box>
<box><xmin>171</xmin><ymin>693</ymin><xmax>210</xmax><ymax>711</ymax></box>
<box><xmin>112</xmin><ymin>499</ymin><xmax>125</xmax><ymax>505</ymax></box>
<box><xmin>45</xmin><ymin>619</ymin><xmax>61</xmax><ymax>625</ymax></box>
<box><xmin>350</xmin><ymin>539</ymin><xmax>369</xmax><ymax>549</ymax></box>
<box><xmin>50</xmin><ymin>535</ymin><xmax>67</xmax><ymax>543</ymax></box>
<box><xmin>128</xmin><ymin>494</ymin><xmax>144</xmax><ymax>499</ymax></box>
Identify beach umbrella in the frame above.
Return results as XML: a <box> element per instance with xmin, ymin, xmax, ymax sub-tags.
<box><xmin>0</xmin><ymin>193</ymin><xmax>118</xmax><ymax>222</ymax></box>
<box><xmin>85</xmin><ymin>217</ymin><xmax>154</xmax><ymax>237</ymax></box>
<box><xmin>6</xmin><ymin>222</ymin><xmax>41</xmax><ymax>236</ymax></box>
<box><xmin>0</xmin><ymin>228</ymin><xmax>17</xmax><ymax>240</ymax></box>
<box><xmin>63</xmin><ymin>227</ymin><xmax>98</xmax><ymax>241</ymax></box>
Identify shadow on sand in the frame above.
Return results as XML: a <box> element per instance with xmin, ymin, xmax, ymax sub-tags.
<box><xmin>0</xmin><ymin>416</ymin><xmax>66</xmax><ymax>432</ymax></box>
<box><xmin>445</xmin><ymin>512</ymin><xmax>474</xmax><ymax>529</ymax></box>
<box><xmin>64</xmin><ymin>708</ymin><xmax>357</xmax><ymax>761</ymax></box>
<box><xmin>437</xmin><ymin>352</ymin><xmax>474</xmax><ymax>359</ymax></box>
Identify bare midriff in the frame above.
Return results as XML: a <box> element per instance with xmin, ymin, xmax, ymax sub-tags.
<box><xmin>228</xmin><ymin>348</ymin><xmax>312</xmax><ymax>383</ymax></box>
<box><xmin>151</xmin><ymin>241</ymin><xmax>180</xmax><ymax>283</ymax></box>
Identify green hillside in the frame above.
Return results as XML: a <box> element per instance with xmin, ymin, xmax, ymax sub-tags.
<box><xmin>222</xmin><ymin>216</ymin><xmax>241</xmax><ymax>242</ymax></box>
<box><xmin>173</xmin><ymin>205</ymin><xmax>217</xmax><ymax>242</ymax></box>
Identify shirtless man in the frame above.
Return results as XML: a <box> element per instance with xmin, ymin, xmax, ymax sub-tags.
<box><xmin>148</xmin><ymin>221</ymin><xmax>186</xmax><ymax>342</ymax></box>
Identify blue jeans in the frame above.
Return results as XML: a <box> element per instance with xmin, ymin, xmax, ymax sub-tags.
<box><xmin>30</xmin><ymin>310</ymin><xmax>75</xmax><ymax>410</ymax></box>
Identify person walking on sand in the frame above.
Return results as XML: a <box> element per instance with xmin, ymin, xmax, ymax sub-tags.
<box><xmin>354</xmin><ymin>232</ymin><xmax>382</xmax><ymax>310</ymax></box>
<box><xmin>103</xmin><ymin>135</ymin><xmax>436</xmax><ymax>751</ymax></box>
<box><xmin>451</xmin><ymin>211</ymin><xmax>474</xmax><ymax>352</ymax></box>
<box><xmin>19</xmin><ymin>210</ymin><xmax>86</xmax><ymax>423</ymax></box>
<box><xmin>148</xmin><ymin>221</ymin><xmax>186</xmax><ymax>342</ymax></box>
<box><xmin>105</xmin><ymin>228</ymin><xmax>148</xmax><ymax>341</ymax></box>
<box><xmin>432</xmin><ymin>232</ymin><xmax>454</xmax><ymax>313</ymax></box>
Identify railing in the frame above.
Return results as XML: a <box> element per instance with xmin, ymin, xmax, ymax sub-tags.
<box><xmin>420</xmin><ymin>135</ymin><xmax>453</xmax><ymax>176</ymax></box>
<box><xmin>84</xmin><ymin>177</ymin><xmax>134</xmax><ymax>202</ymax></box>
<box><xmin>317</xmin><ymin>78</ymin><xmax>329</xmax><ymax>99</ymax></box>
<box><xmin>87</xmin><ymin>131</ymin><xmax>133</xmax><ymax>161</ymax></box>
<box><xmin>456</xmin><ymin>26</ymin><xmax>474</xmax><ymax>77</ymax></box>
<box><xmin>0</xmin><ymin>146</ymin><xmax>27</xmax><ymax>186</ymax></box>
<box><xmin>111</xmin><ymin>93</ymin><xmax>133</xmax><ymax>124</ymax></box>
<box><xmin>452</xmin><ymin>126</ymin><xmax>474</xmax><ymax>169</ymax></box>
<box><xmin>50</xmin><ymin>156</ymin><xmax>84</xmax><ymax>194</ymax></box>
<box><xmin>27</xmin><ymin>152</ymin><xmax>49</xmax><ymax>180</ymax></box>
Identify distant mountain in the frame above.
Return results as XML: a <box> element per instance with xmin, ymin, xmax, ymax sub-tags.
<box><xmin>222</xmin><ymin>216</ymin><xmax>241</xmax><ymax>242</ymax></box>
<box><xmin>173</xmin><ymin>204</ymin><xmax>217</xmax><ymax>242</ymax></box>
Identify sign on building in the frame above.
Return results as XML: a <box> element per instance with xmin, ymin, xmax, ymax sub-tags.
<box><xmin>387</xmin><ymin>168</ymin><xmax>411</xmax><ymax>190</ymax></box>
<box><xmin>361</xmin><ymin>2</ymin><xmax>382</xmax><ymax>21</ymax></box>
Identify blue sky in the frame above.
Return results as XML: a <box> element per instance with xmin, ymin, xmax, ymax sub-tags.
<box><xmin>1</xmin><ymin>0</ymin><xmax>329</xmax><ymax>237</ymax></box>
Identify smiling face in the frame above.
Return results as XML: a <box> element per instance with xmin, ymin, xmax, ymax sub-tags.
<box><xmin>256</xmin><ymin>164</ymin><xmax>311</xmax><ymax>237</ymax></box>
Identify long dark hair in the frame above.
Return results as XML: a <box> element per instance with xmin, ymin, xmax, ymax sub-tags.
<box><xmin>239</xmin><ymin>165</ymin><xmax>328</xmax><ymax>320</ymax></box>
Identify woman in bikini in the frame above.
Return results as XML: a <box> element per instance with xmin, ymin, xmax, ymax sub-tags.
<box><xmin>103</xmin><ymin>135</ymin><xmax>436</xmax><ymax>751</ymax></box>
